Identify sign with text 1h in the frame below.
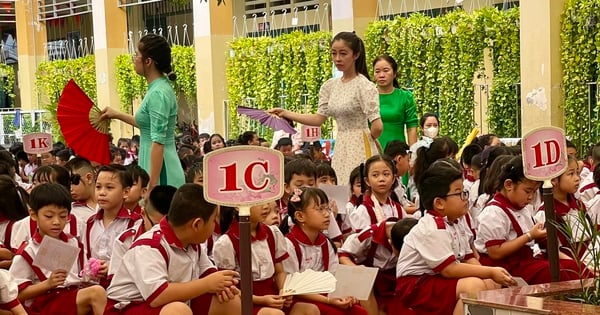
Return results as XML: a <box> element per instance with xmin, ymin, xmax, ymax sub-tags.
<box><xmin>521</xmin><ymin>127</ymin><xmax>568</xmax><ymax>181</ymax></box>
<box><xmin>203</xmin><ymin>146</ymin><xmax>284</xmax><ymax>208</ymax></box>
<box><xmin>300</xmin><ymin>125</ymin><xmax>321</xmax><ymax>142</ymax></box>
<box><xmin>23</xmin><ymin>133</ymin><xmax>53</xmax><ymax>155</ymax></box>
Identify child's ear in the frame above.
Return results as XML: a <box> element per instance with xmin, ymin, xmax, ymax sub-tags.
<box><xmin>141</xmin><ymin>187</ymin><xmax>148</xmax><ymax>198</ymax></box>
<box><xmin>122</xmin><ymin>186</ymin><xmax>131</xmax><ymax>200</ymax></box>
<box><xmin>85</xmin><ymin>172</ymin><xmax>94</xmax><ymax>185</ymax></box>
<box><xmin>191</xmin><ymin>217</ymin><xmax>206</xmax><ymax>232</ymax></box>
<box><xmin>433</xmin><ymin>196</ymin><xmax>445</xmax><ymax>211</ymax></box>
<box><xmin>284</xmin><ymin>183</ymin><xmax>291</xmax><ymax>194</ymax></box>
<box><xmin>294</xmin><ymin>211</ymin><xmax>305</xmax><ymax>224</ymax></box>
<box><xmin>503</xmin><ymin>179</ymin><xmax>514</xmax><ymax>191</ymax></box>
<box><xmin>29</xmin><ymin>209</ymin><xmax>37</xmax><ymax>221</ymax></box>
<box><xmin>550</xmin><ymin>177</ymin><xmax>558</xmax><ymax>187</ymax></box>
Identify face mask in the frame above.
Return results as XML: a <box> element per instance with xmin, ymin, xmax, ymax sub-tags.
<box><xmin>423</xmin><ymin>127</ymin><xmax>438</xmax><ymax>138</ymax></box>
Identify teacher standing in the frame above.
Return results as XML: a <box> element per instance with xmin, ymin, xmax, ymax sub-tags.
<box><xmin>269</xmin><ymin>32</ymin><xmax>382</xmax><ymax>184</ymax></box>
<box><xmin>373</xmin><ymin>55</ymin><xmax>418</xmax><ymax>150</ymax></box>
<box><xmin>100</xmin><ymin>34</ymin><xmax>185</xmax><ymax>189</ymax></box>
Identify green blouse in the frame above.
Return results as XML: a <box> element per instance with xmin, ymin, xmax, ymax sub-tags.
<box><xmin>378</xmin><ymin>88</ymin><xmax>418</xmax><ymax>150</ymax></box>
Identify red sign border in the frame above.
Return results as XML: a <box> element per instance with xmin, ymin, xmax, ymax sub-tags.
<box><xmin>23</xmin><ymin>132</ymin><xmax>53</xmax><ymax>155</ymax></box>
<box><xmin>521</xmin><ymin>126</ymin><xmax>568</xmax><ymax>181</ymax></box>
<box><xmin>202</xmin><ymin>146</ymin><xmax>285</xmax><ymax>207</ymax></box>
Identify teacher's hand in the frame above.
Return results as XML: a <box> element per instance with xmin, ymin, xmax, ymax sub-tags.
<box><xmin>267</xmin><ymin>108</ymin><xmax>286</xmax><ymax>118</ymax></box>
<box><xmin>99</xmin><ymin>107</ymin><xmax>119</xmax><ymax>121</ymax></box>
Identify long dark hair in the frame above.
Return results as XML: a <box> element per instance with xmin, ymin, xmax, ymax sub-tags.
<box><xmin>332</xmin><ymin>32</ymin><xmax>369</xmax><ymax>80</ymax></box>
<box><xmin>138</xmin><ymin>34</ymin><xmax>176</xmax><ymax>81</ymax></box>
<box><xmin>373</xmin><ymin>55</ymin><xmax>399</xmax><ymax>88</ymax></box>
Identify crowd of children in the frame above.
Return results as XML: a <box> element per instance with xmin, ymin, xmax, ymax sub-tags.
<box><xmin>0</xmin><ymin>128</ymin><xmax>599</xmax><ymax>315</ymax></box>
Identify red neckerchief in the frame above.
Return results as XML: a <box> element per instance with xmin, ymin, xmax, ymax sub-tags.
<box><xmin>32</xmin><ymin>230</ymin><xmax>70</xmax><ymax>244</ymax></box>
<box><xmin>159</xmin><ymin>217</ymin><xmax>197</xmax><ymax>251</ymax></box>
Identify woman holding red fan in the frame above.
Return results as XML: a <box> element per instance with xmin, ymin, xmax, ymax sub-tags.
<box><xmin>100</xmin><ymin>34</ymin><xmax>185</xmax><ymax>189</ymax></box>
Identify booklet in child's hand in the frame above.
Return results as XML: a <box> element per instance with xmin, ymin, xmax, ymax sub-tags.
<box><xmin>512</xmin><ymin>277</ymin><xmax>528</xmax><ymax>287</ymax></box>
<box><xmin>33</xmin><ymin>236</ymin><xmax>80</xmax><ymax>272</ymax></box>
<box><xmin>329</xmin><ymin>265</ymin><xmax>378</xmax><ymax>300</ymax></box>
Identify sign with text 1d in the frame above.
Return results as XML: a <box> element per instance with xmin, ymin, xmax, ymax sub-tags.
<box><xmin>203</xmin><ymin>146</ymin><xmax>284</xmax><ymax>207</ymax></box>
<box><xmin>23</xmin><ymin>133</ymin><xmax>53</xmax><ymax>155</ymax></box>
<box><xmin>521</xmin><ymin>127</ymin><xmax>568</xmax><ymax>181</ymax></box>
<box><xmin>300</xmin><ymin>125</ymin><xmax>321</xmax><ymax>142</ymax></box>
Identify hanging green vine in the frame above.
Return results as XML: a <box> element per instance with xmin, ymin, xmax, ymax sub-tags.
<box><xmin>0</xmin><ymin>64</ymin><xmax>16</xmax><ymax>100</ymax></box>
<box><xmin>36</xmin><ymin>55</ymin><xmax>97</xmax><ymax>141</ymax></box>
<box><xmin>171</xmin><ymin>45</ymin><xmax>197</xmax><ymax>105</ymax></box>
<box><xmin>562</xmin><ymin>0</ymin><xmax>599</xmax><ymax>154</ymax></box>
<box><xmin>226</xmin><ymin>31</ymin><xmax>332</xmax><ymax>139</ymax></box>
<box><xmin>115</xmin><ymin>55</ymin><xmax>146</xmax><ymax>113</ymax></box>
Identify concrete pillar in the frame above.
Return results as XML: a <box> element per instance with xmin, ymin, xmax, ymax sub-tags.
<box><xmin>519</xmin><ymin>0</ymin><xmax>565</xmax><ymax>133</ymax></box>
<box><xmin>193</xmin><ymin>0</ymin><xmax>233</xmax><ymax>136</ymax></box>
<box><xmin>331</xmin><ymin>0</ymin><xmax>377</xmax><ymax>37</ymax></box>
<box><xmin>92</xmin><ymin>0</ymin><xmax>130</xmax><ymax>140</ymax></box>
<box><xmin>14</xmin><ymin>0</ymin><xmax>47</xmax><ymax>110</ymax></box>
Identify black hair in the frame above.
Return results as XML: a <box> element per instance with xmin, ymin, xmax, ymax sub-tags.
<box><xmin>219</xmin><ymin>206</ymin><xmax>237</xmax><ymax>233</ymax></box>
<box><xmin>460</xmin><ymin>144</ymin><xmax>483</xmax><ymax>167</ymax></box>
<box><xmin>478</xmin><ymin>146</ymin><xmax>513</xmax><ymax>195</ymax></box>
<box><xmin>117</xmin><ymin>138</ymin><xmax>131</xmax><ymax>148</ymax></box>
<box><xmin>131</xmin><ymin>135</ymin><xmax>140</xmax><ymax>145</ymax></box>
<box><xmin>279</xmin><ymin>187</ymin><xmax>329</xmax><ymax>235</ymax></box>
<box><xmin>199</xmin><ymin>133</ymin><xmax>210</xmax><ymax>140</ymax></box>
<box><xmin>358</xmin><ymin>155</ymin><xmax>399</xmax><ymax>204</ymax></box>
<box><xmin>33</xmin><ymin>165</ymin><xmax>70</xmax><ymax>191</ymax></box>
<box><xmin>0</xmin><ymin>174</ymin><xmax>29</xmax><ymax>221</ymax></box>
<box><xmin>0</xmin><ymin>161</ymin><xmax>13</xmax><ymax>177</ymax></box>
<box><xmin>96</xmin><ymin>164</ymin><xmax>133</xmax><ymax>188</ymax></box>
<box><xmin>29</xmin><ymin>182</ymin><xmax>72</xmax><ymax>214</ymax></box>
<box><xmin>566</xmin><ymin>139</ymin><xmax>576</xmax><ymax>150</ymax></box>
<box><xmin>9</xmin><ymin>143</ymin><xmax>23</xmax><ymax>156</ymax></box>
<box><xmin>556</xmin><ymin>155</ymin><xmax>579</xmax><ymax>181</ymax></box>
<box><xmin>275</xmin><ymin>137</ymin><xmax>293</xmax><ymax>149</ymax></box>
<box><xmin>55</xmin><ymin>149</ymin><xmax>71</xmax><ymax>163</ymax></box>
<box><xmin>138</xmin><ymin>34</ymin><xmax>176</xmax><ymax>81</ymax></box>
<box><xmin>591</xmin><ymin>143</ymin><xmax>600</xmax><ymax>165</ymax></box>
<box><xmin>127</xmin><ymin>164</ymin><xmax>149</xmax><ymax>188</ymax></box>
<box><xmin>203</xmin><ymin>133</ymin><xmax>226</xmax><ymax>154</ymax></box>
<box><xmin>384</xmin><ymin>140</ymin><xmax>410</xmax><ymax>158</ymax></box>
<box><xmin>64</xmin><ymin>156</ymin><xmax>94</xmax><ymax>174</ymax></box>
<box><xmin>332</xmin><ymin>32</ymin><xmax>369</xmax><ymax>80</ymax></box>
<box><xmin>475</xmin><ymin>134</ymin><xmax>499</xmax><ymax>148</ymax></box>
<box><xmin>185</xmin><ymin>160</ymin><xmax>203</xmax><ymax>184</ymax></box>
<box><xmin>481</xmin><ymin>155</ymin><xmax>513</xmax><ymax>196</ymax></box>
<box><xmin>373</xmin><ymin>55</ymin><xmax>399</xmax><ymax>88</ymax></box>
<box><xmin>15</xmin><ymin>151</ymin><xmax>28</xmax><ymax>163</ymax></box>
<box><xmin>168</xmin><ymin>184</ymin><xmax>217</xmax><ymax>227</ymax></box>
<box><xmin>496</xmin><ymin>156</ymin><xmax>530</xmax><ymax>192</ymax></box>
<box><xmin>412</xmin><ymin>136</ymin><xmax>458</xmax><ymax>188</ymax></box>
<box><xmin>470</xmin><ymin>154</ymin><xmax>483</xmax><ymax>171</ymax></box>
<box><xmin>147</xmin><ymin>185</ymin><xmax>177</xmax><ymax>216</ymax></box>
<box><xmin>284</xmin><ymin>158</ymin><xmax>317</xmax><ymax>184</ymax></box>
<box><xmin>238</xmin><ymin>131</ymin><xmax>257</xmax><ymax>145</ymax></box>
<box><xmin>0</xmin><ymin>150</ymin><xmax>14</xmax><ymax>166</ymax></box>
<box><xmin>315</xmin><ymin>162</ymin><xmax>337</xmax><ymax>184</ymax></box>
<box><xmin>417</xmin><ymin>158</ymin><xmax>463</xmax><ymax>210</ymax></box>
<box><xmin>349</xmin><ymin>165</ymin><xmax>361</xmax><ymax>187</ymax></box>
<box><xmin>177</xmin><ymin>145</ymin><xmax>195</xmax><ymax>160</ymax></box>
<box><xmin>594</xmin><ymin>161</ymin><xmax>600</xmax><ymax>188</ymax></box>
<box><xmin>390</xmin><ymin>218</ymin><xmax>418</xmax><ymax>252</ymax></box>
<box><xmin>419</xmin><ymin>112</ymin><xmax>439</xmax><ymax>129</ymax></box>
<box><xmin>110</xmin><ymin>146</ymin><xmax>126</xmax><ymax>162</ymax></box>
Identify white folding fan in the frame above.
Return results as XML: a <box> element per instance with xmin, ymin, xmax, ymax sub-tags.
<box><xmin>281</xmin><ymin>269</ymin><xmax>337</xmax><ymax>296</ymax></box>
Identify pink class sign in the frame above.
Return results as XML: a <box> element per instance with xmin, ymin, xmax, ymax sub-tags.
<box><xmin>521</xmin><ymin>127</ymin><xmax>568</xmax><ymax>181</ymax></box>
<box><xmin>203</xmin><ymin>146</ymin><xmax>284</xmax><ymax>207</ymax></box>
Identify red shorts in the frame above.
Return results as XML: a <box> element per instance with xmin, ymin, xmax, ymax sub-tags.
<box><xmin>190</xmin><ymin>293</ymin><xmax>214</xmax><ymax>314</ymax></box>
<box><xmin>310</xmin><ymin>301</ymin><xmax>368</xmax><ymax>315</ymax></box>
<box><xmin>373</xmin><ymin>268</ymin><xmax>396</xmax><ymax>312</ymax></box>
<box><xmin>29</xmin><ymin>286</ymin><xmax>79</xmax><ymax>315</ymax></box>
<box><xmin>396</xmin><ymin>275</ymin><xmax>458</xmax><ymax>315</ymax></box>
<box><xmin>105</xmin><ymin>299</ymin><xmax>162</xmax><ymax>315</ymax></box>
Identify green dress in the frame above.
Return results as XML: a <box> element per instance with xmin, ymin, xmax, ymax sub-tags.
<box><xmin>135</xmin><ymin>76</ymin><xmax>185</xmax><ymax>188</ymax></box>
<box><xmin>378</xmin><ymin>88</ymin><xmax>418</xmax><ymax>151</ymax></box>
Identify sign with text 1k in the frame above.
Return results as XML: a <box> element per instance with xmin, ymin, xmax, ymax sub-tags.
<box><xmin>521</xmin><ymin>127</ymin><xmax>568</xmax><ymax>181</ymax></box>
<box><xmin>23</xmin><ymin>133</ymin><xmax>53</xmax><ymax>155</ymax></box>
<box><xmin>203</xmin><ymin>146</ymin><xmax>284</xmax><ymax>208</ymax></box>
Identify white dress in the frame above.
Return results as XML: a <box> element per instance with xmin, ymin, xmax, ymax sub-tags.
<box><xmin>317</xmin><ymin>75</ymin><xmax>380</xmax><ymax>184</ymax></box>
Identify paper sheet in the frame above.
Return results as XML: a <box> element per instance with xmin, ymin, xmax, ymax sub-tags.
<box><xmin>319</xmin><ymin>184</ymin><xmax>350</xmax><ymax>215</ymax></box>
<box><xmin>513</xmin><ymin>277</ymin><xmax>528</xmax><ymax>287</ymax></box>
<box><xmin>32</xmin><ymin>236</ymin><xmax>80</xmax><ymax>272</ymax></box>
<box><xmin>329</xmin><ymin>265</ymin><xmax>378</xmax><ymax>300</ymax></box>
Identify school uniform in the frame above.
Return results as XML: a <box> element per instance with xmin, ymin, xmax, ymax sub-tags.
<box><xmin>10</xmin><ymin>215</ymin><xmax>79</xmax><ymax>251</ymax></box>
<box><xmin>213</xmin><ymin>221</ymin><xmax>289</xmax><ymax>315</ymax></box>
<box><xmin>339</xmin><ymin>218</ymin><xmax>398</xmax><ymax>312</ymax></box>
<box><xmin>283</xmin><ymin>225</ymin><xmax>367</xmax><ymax>315</ymax></box>
<box><xmin>475</xmin><ymin>192</ymin><xmax>588</xmax><ymax>284</ymax></box>
<box><xmin>9</xmin><ymin>232</ymin><xmax>85</xmax><ymax>315</ymax></box>
<box><xmin>0</xmin><ymin>217</ymin><xmax>15</xmax><ymax>252</ymax></box>
<box><xmin>0</xmin><ymin>269</ymin><xmax>20</xmax><ymax>311</ymax></box>
<box><xmin>129</xmin><ymin>204</ymin><xmax>142</xmax><ymax>215</ymax></box>
<box><xmin>579</xmin><ymin>171</ymin><xmax>598</xmax><ymax>207</ymax></box>
<box><xmin>106</xmin><ymin>218</ymin><xmax>217</xmax><ymax>315</ymax></box>
<box><xmin>280</xmin><ymin>198</ymin><xmax>344</xmax><ymax>242</ymax></box>
<box><xmin>349</xmin><ymin>193</ymin><xmax>405</xmax><ymax>232</ymax></box>
<box><xmin>108</xmin><ymin>223</ymin><xmax>146</xmax><ymax>277</ymax></box>
<box><xmin>395</xmin><ymin>210</ymin><xmax>474</xmax><ymax>314</ymax></box>
<box><xmin>83</xmin><ymin>207</ymin><xmax>140</xmax><ymax>287</ymax></box>
<box><xmin>71</xmin><ymin>201</ymin><xmax>96</xmax><ymax>236</ymax></box>
<box><xmin>204</xmin><ymin>222</ymin><xmax>221</xmax><ymax>260</ymax></box>
<box><xmin>586</xmin><ymin>191</ymin><xmax>600</xmax><ymax>227</ymax></box>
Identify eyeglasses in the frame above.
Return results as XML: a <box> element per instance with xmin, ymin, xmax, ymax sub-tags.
<box><xmin>70</xmin><ymin>174</ymin><xmax>81</xmax><ymax>185</ymax></box>
<box><xmin>444</xmin><ymin>190</ymin><xmax>469</xmax><ymax>201</ymax></box>
<box><xmin>311</xmin><ymin>205</ymin><xmax>332</xmax><ymax>214</ymax></box>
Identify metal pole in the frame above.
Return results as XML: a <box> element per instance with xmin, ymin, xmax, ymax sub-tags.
<box><xmin>542</xmin><ymin>179</ymin><xmax>560</xmax><ymax>282</ymax></box>
<box><xmin>238</xmin><ymin>207</ymin><xmax>253</xmax><ymax>315</ymax></box>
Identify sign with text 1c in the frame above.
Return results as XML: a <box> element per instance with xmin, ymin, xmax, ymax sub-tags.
<box><xmin>300</xmin><ymin>125</ymin><xmax>321</xmax><ymax>142</ymax></box>
<box><xmin>23</xmin><ymin>133</ymin><xmax>53</xmax><ymax>155</ymax></box>
<box><xmin>203</xmin><ymin>146</ymin><xmax>284</xmax><ymax>208</ymax></box>
<box><xmin>521</xmin><ymin>127</ymin><xmax>568</xmax><ymax>181</ymax></box>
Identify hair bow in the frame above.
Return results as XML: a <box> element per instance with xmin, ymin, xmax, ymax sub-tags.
<box><xmin>290</xmin><ymin>188</ymin><xmax>303</xmax><ymax>202</ymax></box>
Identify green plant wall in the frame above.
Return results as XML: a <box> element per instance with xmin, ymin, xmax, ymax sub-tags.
<box><xmin>225</xmin><ymin>31</ymin><xmax>333</xmax><ymax>139</ymax></box>
<box><xmin>36</xmin><ymin>55</ymin><xmax>97</xmax><ymax>141</ymax></box>
<box><xmin>364</xmin><ymin>8</ymin><xmax>520</xmax><ymax>144</ymax></box>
